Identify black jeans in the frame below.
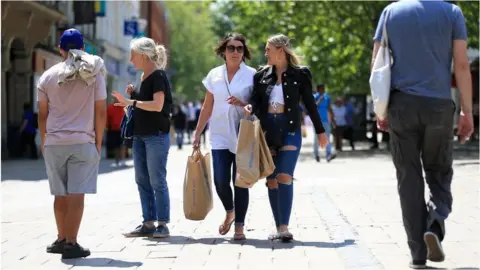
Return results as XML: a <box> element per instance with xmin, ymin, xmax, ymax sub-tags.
<box><xmin>211</xmin><ymin>149</ymin><xmax>249</xmax><ymax>227</ymax></box>
<box><xmin>20</xmin><ymin>131</ymin><xmax>38</xmax><ymax>159</ymax></box>
<box><xmin>388</xmin><ymin>91</ymin><xmax>454</xmax><ymax>261</ymax></box>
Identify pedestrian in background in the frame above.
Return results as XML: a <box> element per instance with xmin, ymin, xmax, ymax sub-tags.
<box><xmin>107</xmin><ymin>99</ymin><xmax>127</xmax><ymax>166</ymax></box>
<box><xmin>18</xmin><ymin>102</ymin><xmax>38</xmax><ymax>159</ymax></box>
<box><xmin>38</xmin><ymin>28</ymin><xmax>107</xmax><ymax>259</ymax></box>
<box><xmin>194</xmin><ymin>33</ymin><xmax>256</xmax><ymax>240</ymax></box>
<box><xmin>313</xmin><ymin>84</ymin><xmax>335</xmax><ymax>162</ymax></box>
<box><xmin>246</xmin><ymin>34</ymin><xmax>328</xmax><ymax>242</ymax></box>
<box><xmin>372</xmin><ymin>1</ymin><xmax>473</xmax><ymax>268</ymax></box>
<box><xmin>113</xmin><ymin>37</ymin><xmax>173</xmax><ymax>239</ymax></box>
<box><xmin>172</xmin><ymin>104</ymin><xmax>187</xmax><ymax>150</ymax></box>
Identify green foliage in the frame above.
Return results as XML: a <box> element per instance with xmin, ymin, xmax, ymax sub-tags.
<box><xmin>458</xmin><ymin>1</ymin><xmax>479</xmax><ymax>49</ymax></box>
<box><xmin>210</xmin><ymin>0</ymin><xmax>479</xmax><ymax>96</ymax></box>
<box><xmin>166</xmin><ymin>1</ymin><xmax>222</xmax><ymax>101</ymax></box>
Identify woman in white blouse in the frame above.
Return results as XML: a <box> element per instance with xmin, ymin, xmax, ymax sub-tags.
<box><xmin>193</xmin><ymin>33</ymin><xmax>256</xmax><ymax>241</ymax></box>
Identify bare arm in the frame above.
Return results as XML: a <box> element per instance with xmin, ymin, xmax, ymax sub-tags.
<box><xmin>18</xmin><ymin>119</ymin><xmax>28</xmax><ymax>133</ymax></box>
<box><xmin>38</xmin><ymin>101</ymin><xmax>48</xmax><ymax>151</ymax></box>
<box><xmin>453</xmin><ymin>40</ymin><xmax>472</xmax><ymax>114</ymax></box>
<box><xmin>195</xmin><ymin>91</ymin><xmax>214</xmax><ymax>135</ymax></box>
<box><xmin>129</xmin><ymin>91</ymin><xmax>165</xmax><ymax>112</ymax></box>
<box><xmin>94</xmin><ymin>99</ymin><xmax>107</xmax><ymax>152</ymax></box>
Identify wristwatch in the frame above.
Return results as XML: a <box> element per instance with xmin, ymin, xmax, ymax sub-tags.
<box><xmin>133</xmin><ymin>100</ymin><xmax>137</xmax><ymax>108</ymax></box>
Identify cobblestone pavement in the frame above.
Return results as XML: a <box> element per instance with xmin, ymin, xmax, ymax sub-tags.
<box><xmin>2</xmin><ymin>134</ymin><xmax>479</xmax><ymax>270</ymax></box>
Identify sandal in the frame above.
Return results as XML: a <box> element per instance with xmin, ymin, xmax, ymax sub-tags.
<box><xmin>233</xmin><ymin>232</ymin><xmax>246</xmax><ymax>241</ymax></box>
<box><xmin>268</xmin><ymin>232</ymin><xmax>280</xmax><ymax>240</ymax></box>
<box><xmin>219</xmin><ymin>218</ymin><xmax>235</xmax><ymax>235</ymax></box>
<box><xmin>279</xmin><ymin>231</ymin><xmax>293</xmax><ymax>242</ymax></box>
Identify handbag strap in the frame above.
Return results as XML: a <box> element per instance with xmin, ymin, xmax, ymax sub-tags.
<box><xmin>223</xmin><ymin>66</ymin><xmax>243</xmax><ymax>119</ymax></box>
<box><xmin>381</xmin><ymin>10</ymin><xmax>390</xmax><ymax>48</ymax></box>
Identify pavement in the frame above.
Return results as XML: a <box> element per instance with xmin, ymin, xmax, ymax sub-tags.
<box><xmin>1</xmin><ymin>133</ymin><xmax>479</xmax><ymax>270</ymax></box>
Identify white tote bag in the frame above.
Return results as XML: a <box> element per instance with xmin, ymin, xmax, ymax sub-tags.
<box><xmin>369</xmin><ymin>11</ymin><xmax>392</xmax><ymax>121</ymax></box>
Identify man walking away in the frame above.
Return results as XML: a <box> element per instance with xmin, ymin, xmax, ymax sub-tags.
<box><xmin>372</xmin><ymin>1</ymin><xmax>473</xmax><ymax>269</ymax></box>
<box><xmin>38</xmin><ymin>28</ymin><xmax>107</xmax><ymax>259</ymax></box>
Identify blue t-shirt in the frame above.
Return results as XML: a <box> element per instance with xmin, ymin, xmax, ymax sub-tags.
<box><xmin>374</xmin><ymin>0</ymin><xmax>467</xmax><ymax>100</ymax></box>
<box><xmin>23</xmin><ymin>111</ymin><xmax>36</xmax><ymax>134</ymax></box>
<box><xmin>345</xmin><ymin>102</ymin><xmax>355</xmax><ymax>126</ymax></box>
<box><xmin>314</xmin><ymin>92</ymin><xmax>330</xmax><ymax>123</ymax></box>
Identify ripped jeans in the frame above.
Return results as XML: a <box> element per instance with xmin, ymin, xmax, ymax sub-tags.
<box><xmin>265</xmin><ymin>113</ymin><xmax>302</xmax><ymax>227</ymax></box>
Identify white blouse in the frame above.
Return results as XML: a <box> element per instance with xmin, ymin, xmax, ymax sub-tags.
<box><xmin>202</xmin><ymin>62</ymin><xmax>256</xmax><ymax>153</ymax></box>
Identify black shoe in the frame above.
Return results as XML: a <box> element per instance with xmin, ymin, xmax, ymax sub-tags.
<box><xmin>424</xmin><ymin>232</ymin><xmax>445</xmax><ymax>262</ymax></box>
<box><xmin>409</xmin><ymin>260</ymin><xmax>427</xmax><ymax>269</ymax></box>
<box><xmin>61</xmin><ymin>243</ymin><xmax>91</xmax><ymax>259</ymax></box>
<box><xmin>326</xmin><ymin>154</ymin><xmax>337</xmax><ymax>162</ymax></box>
<box><xmin>46</xmin><ymin>239</ymin><xmax>66</xmax><ymax>254</ymax></box>
<box><xmin>315</xmin><ymin>156</ymin><xmax>320</xmax><ymax>162</ymax></box>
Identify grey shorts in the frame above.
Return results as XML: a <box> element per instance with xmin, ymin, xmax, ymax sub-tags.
<box><xmin>44</xmin><ymin>143</ymin><xmax>100</xmax><ymax>196</ymax></box>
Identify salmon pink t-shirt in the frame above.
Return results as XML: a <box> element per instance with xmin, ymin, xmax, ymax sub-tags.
<box><xmin>37</xmin><ymin>62</ymin><xmax>107</xmax><ymax>146</ymax></box>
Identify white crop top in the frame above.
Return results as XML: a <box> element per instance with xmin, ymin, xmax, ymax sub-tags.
<box><xmin>269</xmin><ymin>84</ymin><xmax>285</xmax><ymax>105</ymax></box>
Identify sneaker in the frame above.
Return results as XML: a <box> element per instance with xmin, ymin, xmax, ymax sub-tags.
<box><xmin>46</xmin><ymin>239</ymin><xmax>66</xmax><ymax>254</ymax></box>
<box><xmin>61</xmin><ymin>243</ymin><xmax>90</xmax><ymax>259</ymax></box>
<box><xmin>153</xmin><ymin>224</ymin><xmax>170</xmax><ymax>238</ymax></box>
<box><xmin>424</xmin><ymin>232</ymin><xmax>445</xmax><ymax>262</ymax></box>
<box><xmin>123</xmin><ymin>224</ymin><xmax>156</xmax><ymax>238</ymax></box>
<box><xmin>409</xmin><ymin>260</ymin><xmax>427</xmax><ymax>269</ymax></box>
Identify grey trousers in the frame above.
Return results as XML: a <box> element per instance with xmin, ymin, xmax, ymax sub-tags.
<box><xmin>388</xmin><ymin>91</ymin><xmax>455</xmax><ymax>261</ymax></box>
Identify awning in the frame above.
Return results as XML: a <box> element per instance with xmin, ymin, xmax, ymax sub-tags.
<box><xmin>1</xmin><ymin>1</ymin><xmax>66</xmax><ymax>49</ymax></box>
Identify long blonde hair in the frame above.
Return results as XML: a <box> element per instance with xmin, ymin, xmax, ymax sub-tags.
<box><xmin>267</xmin><ymin>34</ymin><xmax>301</xmax><ymax>67</ymax></box>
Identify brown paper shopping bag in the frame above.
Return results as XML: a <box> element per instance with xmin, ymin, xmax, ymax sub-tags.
<box><xmin>235</xmin><ymin>118</ymin><xmax>261</xmax><ymax>188</ymax></box>
<box><xmin>258</xmin><ymin>128</ymin><xmax>275</xmax><ymax>178</ymax></box>
<box><xmin>183</xmin><ymin>149</ymin><xmax>213</xmax><ymax>221</ymax></box>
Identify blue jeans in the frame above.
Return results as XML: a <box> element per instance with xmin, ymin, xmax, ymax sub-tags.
<box><xmin>266</xmin><ymin>113</ymin><xmax>302</xmax><ymax>227</ymax></box>
<box><xmin>313</xmin><ymin>121</ymin><xmax>332</xmax><ymax>157</ymax></box>
<box><xmin>175</xmin><ymin>129</ymin><xmax>184</xmax><ymax>148</ymax></box>
<box><xmin>133</xmin><ymin>132</ymin><xmax>171</xmax><ymax>223</ymax></box>
<box><xmin>211</xmin><ymin>149</ymin><xmax>249</xmax><ymax>227</ymax></box>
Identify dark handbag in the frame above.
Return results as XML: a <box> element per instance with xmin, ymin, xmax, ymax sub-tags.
<box><xmin>120</xmin><ymin>105</ymin><xmax>134</xmax><ymax>145</ymax></box>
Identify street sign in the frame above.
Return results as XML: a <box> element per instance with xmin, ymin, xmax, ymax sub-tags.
<box><xmin>95</xmin><ymin>0</ymin><xmax>106</xmax><ymax>17</ymax></box>
<box><xmin>124</xmin><ymin>20</ymin><xmax>138</xmax><ymax>36</ymax></box>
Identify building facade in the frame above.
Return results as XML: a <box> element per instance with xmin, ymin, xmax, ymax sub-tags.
<box><xmin>1</xmin><ymin>1</ymin><xmax>66</xmax><ymax>159</ymax></box>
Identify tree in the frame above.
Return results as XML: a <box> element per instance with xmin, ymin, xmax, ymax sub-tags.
<box><xmin>210</xmin><ymin>1</ymin><xmax>479</xmax><ymax>96</ymax></box>
<box><xmin>166</xmin><ymin>1</ymin><xmax>221</xmax><ymax>101</ymax></box>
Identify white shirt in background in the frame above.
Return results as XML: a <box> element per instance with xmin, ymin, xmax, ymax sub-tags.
<box><xmin>332</xmin><ymin>104</ymin><xmax>347</xmax><ymax>127</ymax></box>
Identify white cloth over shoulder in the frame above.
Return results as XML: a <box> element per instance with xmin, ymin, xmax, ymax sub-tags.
<box><xmin>58</xmin><ymin>49</ymin><xmax>106</xmax><ymax>86</ymax></box>
<box><xmin>202</xmin><ymin>62</ymin><xmax>256</xmax><ymax>154</ymax></box>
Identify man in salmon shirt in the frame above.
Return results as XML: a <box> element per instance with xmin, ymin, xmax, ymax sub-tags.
<box><xmin>107</xmin><ymin>100</ymin><xmax>126</xmax><ymax>166</ymax></box>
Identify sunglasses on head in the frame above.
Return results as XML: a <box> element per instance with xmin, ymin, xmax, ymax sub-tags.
<box><xmin>226</xmin><ymin>45</ymin><xmax>244</xmax><ymax>53</ymax></box>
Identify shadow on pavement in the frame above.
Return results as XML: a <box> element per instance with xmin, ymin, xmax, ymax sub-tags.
<box><xmin>142</xmin><ymin>235</ymin><xmax>355</xmax><ymax>250</ymax></box>
<box><xmin>298</xmin><ymin>148</ymin><xmax>479</xmax><ymax>162</ymax></box>
<box><xmin>61</xmin><ymin>257</ymin><xmax>142</xmax><ymax>268</ymax></box>
<box><xmin>424</xmin><ymin>267</ymin><xmax>479</xmax><ymax>270</ymax></box>
<box><xmin>1</xmin><ymin>159</ymin><xmax>133</xmax><ymax>182</ymax></box>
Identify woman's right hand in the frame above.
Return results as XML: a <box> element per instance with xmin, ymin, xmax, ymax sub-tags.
<box><xmin>244</xmin><ymin>104</ymin><xmax>253</xmax><ymax>116</ymax></box>
<box><xmin>126</xmin><ymin>83</ymin><xmax>135</xmax><ymax>97</ymax></box>
<box><xmin>192</xmin><ymin>131</ymin><xmax>201</xmax><ymax>149</ymax></box>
